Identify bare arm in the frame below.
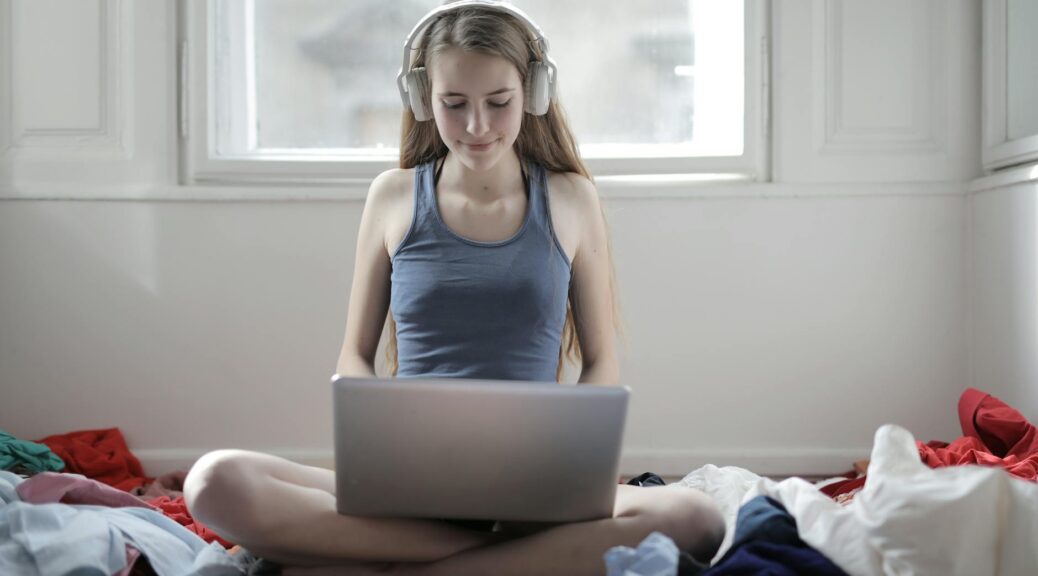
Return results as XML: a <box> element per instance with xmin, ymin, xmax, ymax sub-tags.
<box><xmin>565</xmin><ymin>175</ymin><xmax>620</xmax><ymax>386</ymax></box>
<box><xmin>335</xmin><ymin>171</ymin><xmax>405</xmax><ymax>377</ymax></box>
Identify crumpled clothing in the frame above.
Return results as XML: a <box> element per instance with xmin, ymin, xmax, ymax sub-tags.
<box><xmin>917</xmin><ymin>435</ymin><xmax>1038</xmax><ymax>481</ymax></box>
<box><xmin>673</xmin><ymin>464</ymin><xmax>763</xmax><ymax>563</ymax></box>
<box><xmin>745</xmin><ymin>424</ymin><xmax>1038</xmax><ymax>576</ymax></box>
<box><xmin>0</xmin><ymin>429</ymin><xmax>64</xmax><ymax>474</ymax></box>
<box><xmin>958</xmin><ymin>387</ymin><xmax>1038</xmax><ymax>459</ymax></box>
<box><xmin>17</xmin><ymin>471</ymin><xmax>158</xmax><ymax>509</ymax></box>
<box><xmin>705</xmin><ymin>541</ymin><xmax>847</xmax><ymax>576</ymax></box>
<box><xmin>36</xmin><ymin>428</ymin><xmax>153</xmax><ymax>492</ymax></box>
<box><xmin>0</xmin><ymin>501</ymin><xmax>242</xmax><ymax>576</ymax></box>
<box><xmin>703</xmin><ymin>496</ymin><xmax>846</xmax><ymax>575</ymax></box>
<box><xmin>1</xmin><ymin>471</ymin><xmax>25</xmax><ymax>505</ymax></box>
<box><xmin>604</xmin><ymin>531</ymin><xmax>682</xmax><ymax>576</ymax></box>
<box><xmin>148</xmin><ymin>495</ymin><xmax>236</xmax><ymax>548</ymax></box>
<box><xmin>133</xmin><ymin>469</ymin><xmax>189</xmax><ymax>499</ymax></box>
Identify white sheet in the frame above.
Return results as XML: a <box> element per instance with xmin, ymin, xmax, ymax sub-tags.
<box><xmin>746</xmin><ymin>424</ymin><xmax>1038</xmax><ymax>576</ymax></box>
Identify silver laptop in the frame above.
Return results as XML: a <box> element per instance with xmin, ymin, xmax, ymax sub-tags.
<box><xmin>332</xmin><ymin>375</ymin><xmax>629</xmax><ymax>523</ymax></box>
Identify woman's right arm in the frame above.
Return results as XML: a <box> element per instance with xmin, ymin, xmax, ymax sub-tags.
<box><xmin>335</xmin><ymin>170</ymin><xmax>408</xmax><ymax>377</ymax></box>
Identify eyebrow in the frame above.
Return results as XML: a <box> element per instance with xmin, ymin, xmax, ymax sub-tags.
<box><xmin>436</xmin><ymin>87</ymin><xmax>516</xmax><ymax>97</ymax></box>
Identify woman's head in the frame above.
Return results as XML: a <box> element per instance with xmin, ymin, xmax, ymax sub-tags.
<box><xmin>399</xmin><ymin>5</ymin><xmax>589</xmax><ymax>179</ymax></box>
<box><xmin>391</xmin><ymin>4</ymin><xmax>614</xmax><ymax>381</ymax></box>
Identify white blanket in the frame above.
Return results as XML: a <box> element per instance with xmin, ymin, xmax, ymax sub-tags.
<box><xmin>747</xmin><ymin>425</ymin><xmax>1038</xmax><ymax>576</ymax></box>
<box><xmin>675</xmin><ymin>425</ymin><xmax>1038</xmax><ymax>574</ymax></box>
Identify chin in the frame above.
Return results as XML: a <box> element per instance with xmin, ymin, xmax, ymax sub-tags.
<box><xmin>456</xmin><ymin>148</ymin><xmax>506</xmax><ymax>171</ymax></box>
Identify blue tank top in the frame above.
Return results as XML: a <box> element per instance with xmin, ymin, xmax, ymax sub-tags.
<box><xmin>390</xmin><ymin>159</ymin><xmax>571</xmax><ymax>382</ymax></box>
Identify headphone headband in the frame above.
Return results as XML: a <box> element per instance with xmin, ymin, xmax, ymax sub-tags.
<box><xmin>396</xmin><ymin>0</ymin><xmax>557</xmax><ymax>109</ymax></box>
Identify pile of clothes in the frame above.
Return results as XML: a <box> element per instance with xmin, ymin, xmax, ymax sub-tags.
<box><xmin>0</xmin><ymin>427</ymin><xmax>242</xmax><ymax>575</ymax></box>
<box><xmin>607</xmin><ymin>388</ymin><xmax>1038</xmax><ymax>576</ymax></box>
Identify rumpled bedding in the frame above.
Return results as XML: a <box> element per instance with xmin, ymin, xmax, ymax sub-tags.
<box><xmin>0</xmin><ymin>427</ymin><xmax>242</xmax><ymax>575</ymax></box>
<box><xmin>660</xmin><ymin>387</ymin><xmax>1038</xmax><ymax>576</ymax></box>
<box><xmin>0</xmin><ymin>471</ymin><xmax>242</xmax><ymax>576</ymax></box>
<box><xmin>6</xmin><ymin>386</ymin><xmax>1038</xmax><ymax>575</ymax></box>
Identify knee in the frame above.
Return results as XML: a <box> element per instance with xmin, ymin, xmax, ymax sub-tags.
<box><xmin>184</xmin><ymin>449</ymin><xmax>261</xmax><ymax>536</ymax></box>
<box><xmin>653</xmin><ymin>488</ymin><xmax>726</xmax><ymax>563</ymax></box>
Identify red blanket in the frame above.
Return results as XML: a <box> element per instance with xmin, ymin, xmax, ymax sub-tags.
<box><xmin>36</xmin><ymin>428</ymin><xmax>153</xmax><ymax>492</ymax></box>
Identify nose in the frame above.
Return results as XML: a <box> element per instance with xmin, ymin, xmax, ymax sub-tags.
<box><xmin>466</xmin><ymin>105</ymin><xmax>489</xmax><ymax>137</ymax></box>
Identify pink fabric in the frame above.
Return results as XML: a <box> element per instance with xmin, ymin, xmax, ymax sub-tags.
<box><xmin>131</xmin><ymin>469</ymin><xmax>187</xmax><ymax>500</ymax></box>
<box><xmin>113</xmin><ymin>544</ymin><xmax>143</xmax><ymax>576</ymax></box>
<box><xmin>16</xmin><ymin>472</ymin><xmax>157</xmax><ymax>509</ymax></box>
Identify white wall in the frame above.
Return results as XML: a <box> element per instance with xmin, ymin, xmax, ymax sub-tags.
<box><xmin>0</xmin><ymin>0</ymin><xmax>982</xmax><ymax>476</ymax></box>
<box><xmin>970</xmin><ymin>166</ymin><xmax>1038</xmax><ymax>424</ymax></box>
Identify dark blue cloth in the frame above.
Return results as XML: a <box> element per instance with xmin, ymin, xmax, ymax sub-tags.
<box><xmin>391</xmin><ymin>159</ymin><xmax>571</xmax><ymax>382</ymax></box>
<box><xmin>703</xmin><ymin>496</ymin><xmax>847</xmax><ymax>576</ymax></box>
<box><xmin>706</xmin><ymin>541</ymin><xmax>846</xmax><ymax>576</ymax></box>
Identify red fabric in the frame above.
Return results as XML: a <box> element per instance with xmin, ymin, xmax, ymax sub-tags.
<box><xmin>146</xmin><ymin>495</ymin><xmax>236</xmax><ymax>548</ymax></box>
<box><xmin>36</xmin><ymin>428</ymin><xmax>153</xmax><ymax>492</ymax></box>
<box><xmin>911</xmin><ymin>388</ymin><xmax>1038</xmax><ymax>482</ymax></box>
<box><xmin>819</xmin><ymin>475</ymin><xmax>866</xmax><ymax>499</ymax></box>
<box><xmin>916</xmin><ymin>435</ymin><xmax>1038</xmax><ymax>481</ymax></box>
<box><xmin>958</xmin><ymin>387</ymin><xmax>1038</xmax><ymax>459</ymax></box>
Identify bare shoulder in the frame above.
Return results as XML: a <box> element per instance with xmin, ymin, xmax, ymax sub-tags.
<box><xmin>545</xmin><ymin>171</ymin><xmax>603</xmax><ymax>263</ymax></box>
<box><xmin>546</xmin><ymin>171</ymin><xmax>600</xmax><ymax>213</ymax></box>
<box><xmin>367</xmin><ymin>168</ymin><xmax>414</xmax><ymax>209</ymax></box>
<box><xmin>365</xmin><ymin>168</ymin><xmax>416</xmax><ymax>254</ymax></box>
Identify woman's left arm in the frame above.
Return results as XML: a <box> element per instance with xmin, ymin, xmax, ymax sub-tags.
<box><xmin>565</xmin><ymin>175</ymin><xmax>620</xmax><ymax>386</ymax></box>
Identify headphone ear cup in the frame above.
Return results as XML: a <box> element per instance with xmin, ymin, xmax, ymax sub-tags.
<box><xmin>524</xmin><ymin>61</ymin><xmax>551</xmax><ymax>116</ymax></box>
<box><xmin>407</xmin><ymin>67</ymin><xmax>433</xmax><ymax>121</ymax></box>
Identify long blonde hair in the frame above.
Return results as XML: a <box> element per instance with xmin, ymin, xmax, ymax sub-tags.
<box><xmin>386</xmin><ymin>6</ymin><xmax>618</xmax><ymax>382</ymax></box>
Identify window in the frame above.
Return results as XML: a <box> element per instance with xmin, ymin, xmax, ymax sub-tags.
<box><xmin>182</xmin><ymin>0</ymin><xmax>769</xmax><ymax>185</ymax></box>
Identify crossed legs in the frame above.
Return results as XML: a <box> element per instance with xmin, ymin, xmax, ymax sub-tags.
<box><xmin>184</xmin><ymin>449</ymin><xmax>724</xmax><ymax>575</ymax></box>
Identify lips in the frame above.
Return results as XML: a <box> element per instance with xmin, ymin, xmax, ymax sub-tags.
<box><xmin>464</xmin><ymin>139</ymin><xmax>498</xmax><ymax>151</ymax></box>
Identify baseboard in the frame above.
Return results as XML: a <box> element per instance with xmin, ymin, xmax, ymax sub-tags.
<box><xmin>135</xmin><ymin>446</ymin><xmax>869</xmax><ymax>480</ymax></box>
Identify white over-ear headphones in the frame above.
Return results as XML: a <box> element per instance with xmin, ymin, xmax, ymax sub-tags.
<box><xmin>396</xmin><ymin>0</ymin><xmax>558</xmax><ymax>122</ymax></box>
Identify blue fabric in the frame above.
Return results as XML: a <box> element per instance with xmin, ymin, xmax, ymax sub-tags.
<box><xmin>391</xmin><ymin>159</ymin><xmax>571</xmax><ymax>382</ymax></box>
<box><xmin>704</xmin><ymin>496</ymin><xmax>846</xmax><ymax>576</ymax></box>
<box><xmin>0</xmin><ymin>471</ymin><xmax>23</xmax><ymax>505</ymax></box>
<box><xmin>605</xmin><ymin>531</ymin><xmax>681</xmax><ymax>576</ymax></box>
<box><xmin>0</xmin><ymin>429</ymin><xmax>64</xmax><ymax>474</ymax></box>
<box><xmin>0</xmin><ymin>472</ymin><xmax>243</xmax><ymax>576</ymax></box>
<box><xmin>728</xmin><ymin>496</ymin><xmax>800</xmax><ymax>551</ymax></box>
<box><xmin>704</xmin><ymin>541</ymin><xmax>846</xmax><ymax>576</ymax></box>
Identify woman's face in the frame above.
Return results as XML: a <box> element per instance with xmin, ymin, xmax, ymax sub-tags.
<box><xmin>428</xmin><ymin>48</ymin><xmax>524</xmax><ymax>172</ymax></box>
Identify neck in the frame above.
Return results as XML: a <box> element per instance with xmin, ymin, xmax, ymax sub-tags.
<box><xmin>439</xmin><ymin>150</ymin><xmax>524</xmax><ymax>200</ymax></box>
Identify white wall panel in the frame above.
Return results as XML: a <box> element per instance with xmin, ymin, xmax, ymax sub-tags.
<box><xmin>0</xmin><ymin>0</ymin><xmax>174</xmax><ymax>189</ymax></box>
<box><xmin>971</xmin><ymin>172</ymin><xmax>1038</xmax><ymax>425</ymax></box>
<box><xmin>775</xmin><ymin>0</ymin><xmax>980</xmax><ymax>182</ymax></box>
<box><xmin>9</xmin><ymin>0</ymin><xmax>122</xmax><ymax>151</ymax></box>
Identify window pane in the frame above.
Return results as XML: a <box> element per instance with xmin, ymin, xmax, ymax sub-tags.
<box><xmin>220</xmin><ymin>0</ymin><xmax>744</xmax><ymax>157</ymax></box>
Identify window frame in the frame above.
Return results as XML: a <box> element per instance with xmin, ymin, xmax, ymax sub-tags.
<box><xmin>180</xmin><ymin>0</ymin><xmax>770</xmax><ymax>187</ymax></box>
<box><xmin>982</xmin><ymin>0</ymin><xmax>1038</xmax><ymax>172</ymax></box>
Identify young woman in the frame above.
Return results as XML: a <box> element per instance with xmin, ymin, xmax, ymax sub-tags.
<box><xmin>184</xmin><ymin>3</ymin><xmax>724</xmax><ymax>574</ymax></box>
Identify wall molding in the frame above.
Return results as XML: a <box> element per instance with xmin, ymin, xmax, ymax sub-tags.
<box><xmin>969</xmin><ymin>161</ymin><xmax>1038</xmax><ymax>193</ymax></box>
<box><xmin>7</xmin><ymin>0</ymin><xmax>131</xmax><ymax>158</ymax></box>
<box><xmin>814</xmin><ymin>0</ymin><xmax>944</xmax><ymax>156</ymax></box>
<box><xmin>0</xmin><ymin>1</ymin><xmax>10</xmax><ymax>155</ymax></box>
<box><xmin>0</xmin><ymin>181</ymin><xmax>969</xmax><ymax>202</ymax></box>
<box><xmin>135</xmin><ymin>446</ymin><xmax>871</xmax><ymax>478</ymax></box>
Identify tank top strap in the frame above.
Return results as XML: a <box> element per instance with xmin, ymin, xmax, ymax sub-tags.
<box><xmin>524</xmin><ymin>160</ymin><xmax>550</xmax><ymax>229</ymax></box>
<box><xmin>412</xmin><ymin>160</ymin><xmax>438</xmax><ymax>226</ymax></box>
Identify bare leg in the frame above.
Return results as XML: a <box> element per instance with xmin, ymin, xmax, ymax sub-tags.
<box><xmin>395</xmin><ymin>484</ymin><xmax>723</xmax><ymax>576</ymax></box>
<box><xmin>183</xmin><ymin>450</ymin><xmax>501</xmax><ymax>565</ymax></box>
<box><xmin>184</xmin><ymin>450</ymin><xmax>724</xmax><ymax>575</ymax></box>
